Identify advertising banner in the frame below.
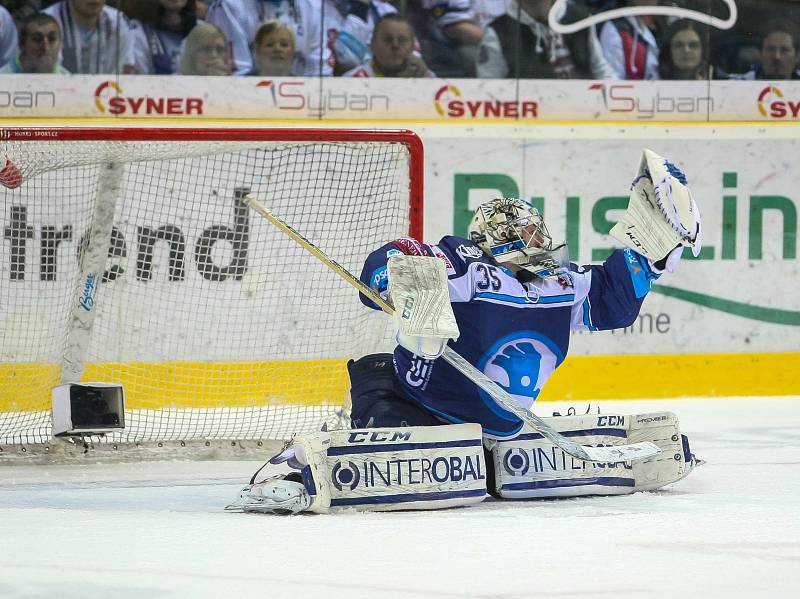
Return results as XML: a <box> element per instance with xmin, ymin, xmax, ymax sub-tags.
<box><xmin>414</xmin><ymin>128</ymin><xmax>799</xmax><ymax>363</ymax></box>
<box><xmin>3</xmin><ymin>75</ymin><xmax>800</xmax><ymax>122</ymax></box>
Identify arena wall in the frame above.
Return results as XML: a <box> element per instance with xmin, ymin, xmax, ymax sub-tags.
<box><xmin>1</xmin><ymin>75</ymin><xmax>797</xmax><ymax>400</ymax></box>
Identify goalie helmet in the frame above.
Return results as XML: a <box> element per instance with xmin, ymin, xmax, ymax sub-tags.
<box><xmin>468</xmin><ymin>198</ymin><xmax>568</xmax><ymax>279</ymax></box>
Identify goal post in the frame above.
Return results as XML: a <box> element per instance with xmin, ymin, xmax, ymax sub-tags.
<box><xmin>0</xmin><ymin>127</ymin><xmax>423</xmax><ymax>452</ymax></box>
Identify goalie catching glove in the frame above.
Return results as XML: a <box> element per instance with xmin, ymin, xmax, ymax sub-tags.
<box><xmin>387</xmin><ymin>255</ymin><xmax>459</xmax><ymax>359</ymax></box>
<box><xmin>610</xmin><ymin>149</ymin><xmax>702</xmax><ymax>272</ymax></box>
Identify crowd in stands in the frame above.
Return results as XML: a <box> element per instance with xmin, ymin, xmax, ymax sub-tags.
<box><xmin>0</xmin><ymin>0</ymin><xmax>798</xmax><ymax>79</ymax></box>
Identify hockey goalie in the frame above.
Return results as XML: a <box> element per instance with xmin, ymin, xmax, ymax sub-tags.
<box><xmin>229</xmin><ymin>149</ymin><xmax>703</xmax><ymax>515</ymax></box>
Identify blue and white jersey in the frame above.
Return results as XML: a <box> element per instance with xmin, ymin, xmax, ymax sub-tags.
<box><xmin>359</xmin><ymin>236</ymin><xmax>660</xmax><ymax>439</ymax></box>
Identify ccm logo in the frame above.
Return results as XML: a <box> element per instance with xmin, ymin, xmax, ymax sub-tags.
<box><xmin>597</xmin><ymin>416</ymin><xmax>625</xmax><ymax>426</ymax></box>
<box><xmin>348</xmin><ymin>431</ymin><xmax>412</xmax><ymax>443</ymax></box>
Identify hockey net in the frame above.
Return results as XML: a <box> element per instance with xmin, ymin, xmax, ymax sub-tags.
<box><xmin>0</xmin><ymin>127</ymin><xmax>423</xmax><ymax>450</ymax></box>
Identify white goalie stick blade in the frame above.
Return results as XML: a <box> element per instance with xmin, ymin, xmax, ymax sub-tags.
<box><xmin>387</xmin><ymin>255</ymin><xmax>460</xmax><ymax>341</ymax></box>
<box><xmin>610</xmin><ymin>149</ymin><xmax>701</xmax><ymax>263</ymax></box>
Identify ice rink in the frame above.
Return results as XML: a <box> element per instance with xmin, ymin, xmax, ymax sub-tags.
<box><xmin>1</xmin><ymin>396</ymin><xmax>798</xmax><ymax>599</ymax></box>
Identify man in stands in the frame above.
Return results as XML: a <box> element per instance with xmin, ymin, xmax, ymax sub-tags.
<box><xmin>344</xmin><ymin>14</ymin><xmax>435</xmax><ymax>77</ymax></box>
<box><xmin>0</xmin><ymin>12</ymin><xmax>69</xmax><ymax>74</ymax></box>
<box><xmin>739</xmin><ymin>22</ymin><xmax>800</xmax><ymax>80</ymax></box>
<box><xmin>43</xmin><ymin>0</ymin><xmax>136</xmax><ymax>74</ymax></box>
<box><xmin>477</xmin><ymin>0</ymin><xmax>614</xmax><ymax>78</ymax></box>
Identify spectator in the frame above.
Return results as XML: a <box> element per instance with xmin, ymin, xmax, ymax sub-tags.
<box><xmin>207</xmin><ymin>0</ymin><xmax>394</xmax><ymax>77</ymax></box>
<box><xmin>599</xmin><ymin>0</ymin><xmax>661</xmax><ymax>79</ymax></box>
<box><xmin>659</xmin><ymin>18</ymin><xmax>723</xmax><ymax>80</ymax></box>
<box><xmin>250</xmin><ymin>19</ymin><xmax>295</xmax><ymax>76</ymax></box>
<box><xmin>344</xmin><ymin>13</ymin><xmax>434</xmax><ymax>77</ymax></box>
<box><xmin>408</xmin><ymin>0</ymin><xmax>483</xmax><ymax>77</ymax></box>
<box><xmin>0</xmin><ymin>5</ymin><xmax>19</xmax><ymax>68</ymax></box>
<box><xmin>738</xmin><ymin>21</ymin><xmax>800</xmax><ymax>80</ymax></box>
<box><xmin>477</xmin><ymin>0</ymin><xmax>614</xmax><ymax>79</ymax></box>
<box><xmin>710</xmin><ymin>0</ymin><xmax>800</xmax><ymax>75</ymax></box>
<box><xmin>0</xmin><ymin>12</ymin><xmax>69</xmax><ymax>73</ymax></box>
<box><xmin>178</xmin><ymin>21</ymin><xmax>231</xmax><ymax>75</ymax></box>
<box><xmin>130</xmin><ymin>0</ymin><xmax>199</xmax><ymax>75</ymax></box>
<box><xmin>43</xmin><ymin>0</ymin><xmax>137</xmax><ymax>74</ymax></box>
<box><xmin>323</xmin><ymin>0</ymin><xmax>397</xmax><ymax>76</ymax></box>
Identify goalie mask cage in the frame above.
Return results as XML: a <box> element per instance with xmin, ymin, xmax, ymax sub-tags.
<box><xmin>0</xmin><ymin>127</ymin><xmax>423</xmax><ymax>455</ymax></box>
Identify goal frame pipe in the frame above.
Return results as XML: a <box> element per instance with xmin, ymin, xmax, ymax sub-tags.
<box><xmin>0</xmin><ymin>127</ymin><xmax>425</xmax><ymax>242</ymax></box>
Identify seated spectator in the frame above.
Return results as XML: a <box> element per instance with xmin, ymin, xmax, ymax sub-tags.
<box><xmin>43</xmin><ymin>0</ymin><xmax>136</xmax><ymax>74</ymax></box>
<box><xmin>344</xmin><ymin>14</ymin><xmax>434</xmax><ymax>77</ymax></box>
<box><xmin>407</xmin><ymin>0</ymin><xmax>483</xmax><ymax>78</ymax></box>
<box><xmin>659</xmin><ymin>18</ymin><xmax>724</xmax><ymax>80</ymax></box>
<box><xmin>250</xmin><ymin>20</ymin><xmax>295</xmax><ymax>76</ymax></box>
<box><xmin>316</xmin><ymin>0</ymin><xmax>397</xmax><ymax>76</ymax></box>
<box><xmin>0</xmin><ymin>5</ymin><xmax>20</xmax><ymax>68</ymax></box>
<box><xmin>599</xmin><ymin>0</ymin><xmax>662</xmax><ymax>79</ymax></box>
<box><xmin>477</xmin><ymin>0</ymin><xmax>614</xmax><ymax>79</ymax></box>
<box><xmin>178</xmin><ymin>21</ymin><xmax>231</xmax><ymax>75</ymax></box>
<box><xmin>711</xmin><ymin>0</ymin><xmax>800</xmax><ymax>76</ymax></box>
<box><xmin>208</xmin><ymin>0</ymin><xmax>394</xmax><ymax>77</ymax></box>
<box><xmin>130</xmin><ymin>0</ymin><xmax>199</xmax><ymax>75</ymax></box>
<box><xmin>0</xmin><ymin>12</ymin><xmax>69</xmax><ymax>73</ymax></box>
<box><xmin>737</xmin><ymin>22</ymin><xmax>800</xmax><ymax>80</ymax></box>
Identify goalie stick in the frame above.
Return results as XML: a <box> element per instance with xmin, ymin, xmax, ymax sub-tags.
<box><xmin>244</xmin><ymin>194</ymin><xmax>661</xmax><ymax>463</ymax></box>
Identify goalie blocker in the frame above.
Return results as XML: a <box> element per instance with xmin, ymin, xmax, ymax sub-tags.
<box><xmin>228</xmin><ymin>413</ymin><xmax>700</xmax><ymax>514</ymax></box>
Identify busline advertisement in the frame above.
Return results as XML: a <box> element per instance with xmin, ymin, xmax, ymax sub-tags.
<box><xmin>0</xmin><ymin>75</ymin><xmax>797</xmax><ymax>398</ymax></box>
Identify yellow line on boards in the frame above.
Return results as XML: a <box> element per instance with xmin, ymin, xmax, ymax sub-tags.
<box><xmin>538</xmin><ymin>352</ymin><xmax>800</xmax><ymax>400</ymax></box>
<box><xmin>1</xmin><ymin>353</ymin><xmax>797</xmax><ymax>411</ymax></box>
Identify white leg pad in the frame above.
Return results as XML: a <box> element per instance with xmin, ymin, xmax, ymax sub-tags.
<box><xmin>283</xmin><ymin>423</ymin><xmax>488</xmax><ymax>513</ymax></box>
<box><xmin>490</xmin><ymin>412</ymin><xmax>700</xmax><ymax>499</ymax></box>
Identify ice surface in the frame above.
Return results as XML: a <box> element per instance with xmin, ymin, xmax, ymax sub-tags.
<box><xmin>1</xmin><ymin>397</ymin><xmax>799</xmax><ymax>599</ymax></box>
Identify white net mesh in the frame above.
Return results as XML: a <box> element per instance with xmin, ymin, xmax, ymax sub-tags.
<box><xmin>0</xmin><ymin>131</ymin><xmax>418</xmax><ymax>444</ymax></box>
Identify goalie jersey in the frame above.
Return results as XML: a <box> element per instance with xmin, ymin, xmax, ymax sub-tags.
<box><xmin>359</xmin><ymin>236</ymin><xmax>661</xmax><ymax>439</ymax></box>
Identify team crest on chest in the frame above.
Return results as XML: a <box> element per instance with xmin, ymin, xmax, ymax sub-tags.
<box><xmin>477</xmin><ymin>332</ymin><xmax>564</xmax><ymax>409</ymax></box>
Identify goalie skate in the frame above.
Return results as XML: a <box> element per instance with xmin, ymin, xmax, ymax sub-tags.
<box><xmin>227</xmin><ymin>476</ymin><xmax>311</xmax><ymax>515</ymax></box>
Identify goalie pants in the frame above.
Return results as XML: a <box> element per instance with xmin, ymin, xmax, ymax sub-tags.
<box><xmin>348</xmin><ymin>353</ymin><xmax>502</xmax><ymax>496</ymax></box>
<box><xmin>348</xmin><ymin>353</ymin><xmax>443</xmax><ymax>429</ymax></box>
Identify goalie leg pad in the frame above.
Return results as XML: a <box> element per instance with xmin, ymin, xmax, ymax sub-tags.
<box><xmin>489</xmin><ymin>412</ymin><xmax>700</xmax><ymax>499</ymax></box>
<box><xmin>324</xmin><ymin>423</ymin><xmax>486</xmax><ymax>512</ymax></box>
<box><xmin>237</xmin><ymin>424</ymin><xmax>488</xmax><ymax>514</ymax></box>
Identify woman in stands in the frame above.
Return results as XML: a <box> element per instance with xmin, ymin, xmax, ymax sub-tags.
<box><xmin>179</xmin><ymin>22</ymin><xmax>231</xmax><ymax>76</ymax></box>
<box><xmin>659</xmin><ymin>19</ymin><xmax>726</xmax><ymax>80</ymax></box>
<box><xmin>249</xmin><ymin>20</ymin><xmax>296</xmax><ymax>77</ymax></box>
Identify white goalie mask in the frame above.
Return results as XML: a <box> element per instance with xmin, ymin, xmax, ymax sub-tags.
<box><xmin>468</xmin><ymin>198</ymin><xmax>568</xmax><ymax>279</ymax></box>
